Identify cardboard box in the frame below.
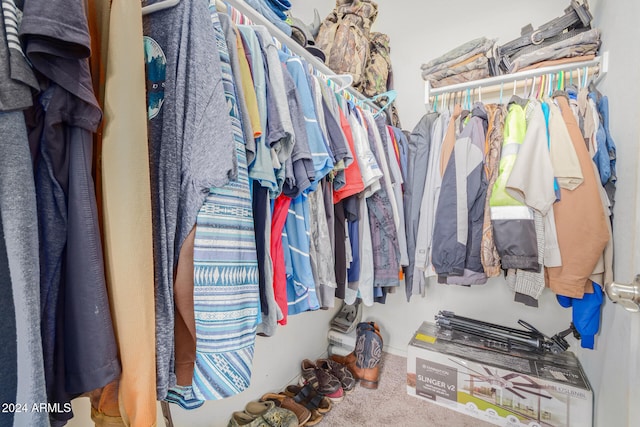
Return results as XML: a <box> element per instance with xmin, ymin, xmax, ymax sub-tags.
<box><xmin>407</xmin><ymin>322</ymin><xmax>593</xmax><ymax>427</ymax></box>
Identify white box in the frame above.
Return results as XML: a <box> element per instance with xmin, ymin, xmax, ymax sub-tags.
<box><xmin>407</xmin><ymin>322</ymin><xmax>593</xmax><ymax>427</ymax></box>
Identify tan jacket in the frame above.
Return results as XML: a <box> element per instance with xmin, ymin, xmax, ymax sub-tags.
<box><xmin>546</xmin><ymin>96</ymin><xmax>610</xmax><ymax>298</ymax></box>
<box><xmin>480</xmin><ymin>104</ymin><xmax>504</xmax><ymax>277</ymax></box>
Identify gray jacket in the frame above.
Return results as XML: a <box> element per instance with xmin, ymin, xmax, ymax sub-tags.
<box><xmin>432</xmin><ymin>104</ymin><xmax>488</xmax><ymax>283</ymax></box>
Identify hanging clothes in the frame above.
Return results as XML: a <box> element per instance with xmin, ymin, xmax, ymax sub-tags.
<box><xmin>272</xmin><ymin>195</ymin><xmax>292</xmax><ymax>325</ymax></box>
<box><xmin>21</xmin><ymin>0</ymin><xmax>121</xmax><ymax>422</ymax></box>
<box><xmin>480</xmin><ymin>104</ymin><xmax>505</xmax><ymax>278</ymax></box>
<box><xmin>364</xmin><ymin>110</ymin><xmax>401</xmax><ymax>299</ymax></box>
<box><xmin>143</xmin><ymin>0</ymin><xmax>235</xmax><ymax>399</ymax></box>
<box><xmin>0</xmin><ymin>193</ymin><xmax>17</xmax><ymax>427</ymax></box>
<box><xmin>413</xmin><ymin>109</ymin><xmax>450</xmax><ymax>293</ymax></box>
<box><xmin>87</xmin><ymin>0</ymin><xmax>158</xmax><ymax>424</ymax></box>
<box><xmin>0</xmin><ymin>2</ymin><xmax>48</xmax><ymax>425</ymax></box>
<box><xmin>547</xmin><ymin>94</ymin><xmax>609</xmax><ymax>299</ymax></box>
<box><xmin>403</xmin><ymin>112</ymin><xmax>438</xmax><ymax>299</ymax></box>
<box><xmin>432</xmin><ymin>103</ymin><xmax>488</xmax><ymax>286</ymax></box>
<box><xmin>505</xmin><ymin>100</ymin><xmax>557</xmax><ymax>304</ymax></box>
<box><xmin>190</xmin><ymin>9</ymin><xmax>259</xmax><ymax>401</ymax></box>
<box><xmin>489</xmin><ymin>101</ymin><xmax>539</xmax><ymax>272</ymax></box>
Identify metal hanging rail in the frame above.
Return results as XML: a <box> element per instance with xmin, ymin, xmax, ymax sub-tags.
<box><xmin>224</xmin><ymin>0</ymin><xmax>380</xmax><ymax>112</ymax></box>
<box><xmin>424</xmin><ymin>51</ymin><xmax>608</xmax><ymax>104</ymax></box>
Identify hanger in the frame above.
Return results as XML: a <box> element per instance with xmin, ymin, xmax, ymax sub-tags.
<box><xmin>371</xmin><ymin>90</ymin><xmax>397</xmax><ymax>104</ymax></box>
<box><xmin>499</xmin><ymin>82</ymin><xmax>504</xmax><ymax>105</ymax></box>
<box><xmin>371</xmin><ymin>90</ymin><xmax>397</xmax><ymax>118</ymax></box>
<box><xmin>582</xmin><ymin>66</ymin><xmax>589</xmax><ymax>88</ymax></box>
<box><xmin>327</xmin><ymin>74</ymin><xmax>353</xmax><ymax>91</ymax></box>
<box><xmin>433</xmin><ymin>95</ymin><xmax>438</xmax><ymax>113</ymax></box>
<box><xmin>142</xmin><ymin>0</ymin><xmax>180</xmax><ymax>16</ymax></box>
<box><xmin>528</xmin><ymin>77</ymin><xmax>537</xmax><ymax>99</ymax></box>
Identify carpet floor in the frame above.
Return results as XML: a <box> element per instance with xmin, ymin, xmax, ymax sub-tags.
<box><xmin>317</xmin><ymin>352</ymin><xmax>494</xmax><ymax>427</ymax></box>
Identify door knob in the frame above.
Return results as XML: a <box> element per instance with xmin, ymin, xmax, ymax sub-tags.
<box><xmin>605</xmin><ymin>275</ymin><xmax>640</xmax><ymax>312</ymax></box>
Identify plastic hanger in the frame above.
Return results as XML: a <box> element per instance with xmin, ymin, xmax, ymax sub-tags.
<box><xmin>371</xmin><ymin>90</ymin><xmax>397</xmax><ymax>105</ymax></box>
<box><xmin>583</xmin><ymin>66</ymin><xmax>589</xmax><ymax>88</ymax></box>
<box><xmin>142</xmin><ymin>0</ymin><xmax>180</xmax><ymax>15</ymax></box>
<box><xmin>433</xmin><ymin>95</ymin><xmax>438</xmax><ymax>113</ymax></box>
<box><xmin>499</xmin><ymin>82</ymin><xmax>504</xmax><ymax>105</ymax></box>
<box><xmin>372</xmin><ymin>90</ymin><xmax>397</xmax><ymax>118</ymax></box>
<box><xmin>327</xmin><ymin>74</ymin><xmax>353</xmax><ymax>92</ymax></box>
<box><xmin>529</xmin><ymin>77</ymin><xmax>537</xmax><ymax>99</ymax></box>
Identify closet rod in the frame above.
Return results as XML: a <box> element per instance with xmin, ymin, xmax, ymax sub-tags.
<box><xmin>424</xmin><ymin>51</ymin><xmax>609</xmax><ymax>103</ymax></box>
<box><xmin>224</xmin><ymin>0</ymin><xmax>380</xmax><ymax>112</ymax></box>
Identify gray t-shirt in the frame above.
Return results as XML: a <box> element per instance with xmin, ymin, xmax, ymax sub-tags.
<box><xmin>143</xmin><ymin>0</ymin><xmax>234</xmax><ymax>399</ymax></box>
<box><xmin>281</xmin><ymin>64</ymin><xmax>314</xmax><ymax>198</ymax></box>
<box><xmin>253</xmin><ymin>26</ymin><xmax>295</xmax><ymax>161</ymax></box>
<box><xmin>0</xmin><ymin>0</ymin><xmax>35</xmax><ymax>110</ymax></box>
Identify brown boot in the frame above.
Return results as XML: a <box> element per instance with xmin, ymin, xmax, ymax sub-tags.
<box><xmin>329</xmin><ymin>322</ymin><xmax>379</xmax><ymax>368</ymax></box>
<box><xmin>330</xmin><ymin>322</ymin><xmax>383</xmax><ymax>389</ymax></box>
<box><xmin>329</xmin><ymin>351</ymin><xmax>356</xmax><ymax>369</ymax></box>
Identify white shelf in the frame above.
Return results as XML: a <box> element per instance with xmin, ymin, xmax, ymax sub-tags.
<box><xmin>424</xmin><ymin>52</ymin><xmax>608</xmax><ymax>104</ymax></box>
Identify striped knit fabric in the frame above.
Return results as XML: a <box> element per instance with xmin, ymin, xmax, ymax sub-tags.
<box><xmin>2</xmin><ymin>0</ymin><xmax>22</xmax><ymax>53</ymax></box>
<box><xmin>190</xmin><ymin>7</ymin><xmax>259</xmax><ymax>401</ymax></box>
<box><xmin>284</xmin><ymin>193</ymin><xmax>320</xmax><ymax>316</ymax></box>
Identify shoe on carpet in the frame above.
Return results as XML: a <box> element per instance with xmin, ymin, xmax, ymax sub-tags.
<box><xmin>284</xmin><ymin>384</ymin><xmax>332</xmax><ymax>414</ymax></box>
<box><xmin>330</xmin><ymin>322</ymin><xmax>383</xmax><ymax>389</ymax></box>
<box><xmin>316</xmin><ymin>358</ymin><xmax>356</xmax><ymax>393</ymax></box>
<box><xmin>228</xmin><ymin>400</ymin><xmax>298</xmax><ymax>427</ymax></box>
<box><xmin>299</xmin><ymin>359</ymin><xmax>344</xmax><ymax>402</ymax></box>
<box><xmin>228</xmin><ymin>410</ymin><xmax>270</xmax><ymax>427</ymax></box>
<box><xmin>259</xmin><ymin>393</ymin><xmax>312</xmax><ymax>426</ymax></box>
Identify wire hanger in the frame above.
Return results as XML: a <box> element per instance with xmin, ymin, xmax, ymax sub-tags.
<box><xmin>142</xmin><ymin>0</ymin><xmax>180</xmax><ymax>16</ymax></box>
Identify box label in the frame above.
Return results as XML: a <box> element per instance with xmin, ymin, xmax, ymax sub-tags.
<box><xmin>415</xmin><ymin>358</ymin><xmax>457</xmax><ymax>402</ymax></box>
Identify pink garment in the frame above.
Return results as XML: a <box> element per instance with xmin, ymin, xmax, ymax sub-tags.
<box><xmin>272</xmin><ymin>195</ymin><xmax>292</xmax><ymax>325</ymax></box>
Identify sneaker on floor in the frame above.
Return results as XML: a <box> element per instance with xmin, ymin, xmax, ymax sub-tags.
<box><xmin>299</xmin><ymin>359</ymin><xmax>344</xmax><ymax>403</ymax></box>
<box><xmin>316</xmin><ymin>358</ymin><xmax>356</xmax><ymax>393</ymax></box>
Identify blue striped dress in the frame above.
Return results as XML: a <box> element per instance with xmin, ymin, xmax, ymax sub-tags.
<box><xmin>190</xmin><ymin>7</ymin><xmax>259</xmax><ymax>401</ymax></box>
